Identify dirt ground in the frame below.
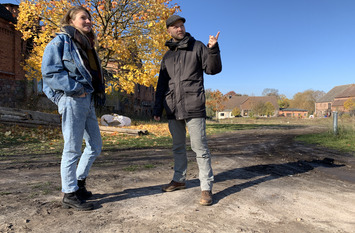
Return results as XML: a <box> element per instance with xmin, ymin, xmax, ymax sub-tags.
<box><xmin>0</xmin><ymin>125</ymin><xmax>354</xmax><ymax>233</ymax></box>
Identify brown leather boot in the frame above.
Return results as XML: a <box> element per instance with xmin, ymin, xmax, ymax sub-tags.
<box><xmin>162</xmin><ymin>180</ymin><xmax>186</xmax><ymax>192</ymax></box>
<box><xmin>199</xmin><ymin>190</ymin><xmax>213</xmax><ymax>206</ymax></box>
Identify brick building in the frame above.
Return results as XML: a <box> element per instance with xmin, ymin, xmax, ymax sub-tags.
<box><xmin>0</xmin><ymin>3</ymin><xmax>27</xmax><ymax>108</ymax></box>
<box><xmin>105</xmin><ymin>84</ymin><xmax>155</xmax><ymax>118</ymax></box>
<box><xmin>315</xmin><ymin>84</ymin><xmax>355</xmax><ymax>117</ymax></box>
<box><xmin>104</xmin><ymin>56</ymin><xmax>156</xmax><ymax>118</ymax></box>
<box><xmin>218</xmin><ymin>96</ymin><xmax>279</xmax><ymax>118</ymax></box>
<box><xmin>278</xmin><ymin>108</ymin><xmax>308</xmax><ymax>118</ymax></box>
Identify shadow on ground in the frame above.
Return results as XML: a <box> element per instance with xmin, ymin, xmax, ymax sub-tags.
<box><xmin>92</xmin><ymin>158</ymin><xmax>342</xmax><ymax>208</ymax></box>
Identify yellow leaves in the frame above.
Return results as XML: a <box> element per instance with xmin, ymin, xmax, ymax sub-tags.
<box><xmin>0</xmin><ymin>123</ymin><xmax>62</xmax><ymax>142</ymax></box>
<box><xmin>128</xmin><ymin>123</ymin><xmax>170</xmax><ymax>137</ymax></box>
<box><xmin>16</xmin><ymin>0</ymin><xmax>180</xmax><ymax>93</ymax></box>
<box><xmin>206</xmin><ymin>89</ymin><xmax>228</xmax><ymax>112</ymax></box>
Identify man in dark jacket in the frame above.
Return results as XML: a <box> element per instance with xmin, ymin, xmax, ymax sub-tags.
<box><xmin>153</xmin><ymin>15</ymin><xmax>222</xmax><ymax>206</ymax></box>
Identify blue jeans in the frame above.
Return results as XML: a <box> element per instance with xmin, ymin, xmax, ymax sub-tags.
<box><xmin>58</xmin><ymin>94</ymin><xmax>102</xmax><ymax>193</ymax></box>
<box><xmin>168</xmin><ymin>118</ymin><xmax>214</xmax><ymax>191</ymax></box>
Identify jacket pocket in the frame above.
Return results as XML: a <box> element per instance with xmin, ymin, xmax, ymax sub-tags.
<box><xmin>184</xmin><ymin>87</ymin><xmax>205</xmax><ymax>113</ymax></box>
<box><xmin>163</xmin><ymin>90</ymin><xmax>175</xmax><ymax>115</ymax></box>
<box><xmin>63</xmin><ymin>51</ymin><xmax>77</xmax><ymax>76</ymax></box>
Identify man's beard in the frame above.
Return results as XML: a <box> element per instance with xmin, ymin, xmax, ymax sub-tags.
<box><xmin>173</xmin><ymin>32</ymin><xmax>185</xmax><ymax>41</ymax></box>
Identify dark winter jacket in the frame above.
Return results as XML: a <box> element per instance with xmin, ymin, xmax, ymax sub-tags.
<box><xmin>153</xmin><ymin>33</ymin><xmax>222</xmax><ymax>120</ymax></box>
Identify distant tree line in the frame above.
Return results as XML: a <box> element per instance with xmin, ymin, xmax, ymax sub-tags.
<box><xmin>205</xmin><ymin>88</ymin><xmax>326</xmax><ymax>118</ymax></box>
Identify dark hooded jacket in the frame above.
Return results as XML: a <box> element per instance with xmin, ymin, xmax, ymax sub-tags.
<box><xmin>153</xmin><ymin>33</ymin><xmax>222</xmax><ymax>120</ymax></box>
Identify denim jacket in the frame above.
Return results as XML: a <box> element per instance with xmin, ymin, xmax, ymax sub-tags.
<box><xmin>41</xmin><ymin>32</ymin><xmax>96</xmax><ymax>105</ymax></box>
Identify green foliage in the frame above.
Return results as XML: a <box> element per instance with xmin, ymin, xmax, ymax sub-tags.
<box><xmin>231</xmin><ymin>107</ymin><xmax>241</xmax><ymax>117</ymax></box>
<box><xmin>278</xmin><ymin>94</ymin><xmax>290</xmax><ymax>108</ymax></box>
<box><xmin>295</xmin><ymin>126</ymin><xmax>355</xmax><ymax>153</ymax></box>
<box><xmin>251</xmin><ymin>102</ymin><xmax>265</xmax><ymax>116</ymax></box>
<box><xmin>264</xmin><ymin>102</ymin><xmax>275</xmax><ymax>116</ymax></box>
<box><xmin>0</xmin><ymin>124</ymin><xmax>63</xmax><ymax>156</ymax></box>
<box><xmin>250</xmin><ymin>101</ymin><xmax>275</xmax><ymax>117</ymax></box>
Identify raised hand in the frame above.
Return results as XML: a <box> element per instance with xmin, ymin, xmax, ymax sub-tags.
<box><xmin>208</xmin><ymin>31</ymin><xmax>220</xmax><ymax>48</ymax></box>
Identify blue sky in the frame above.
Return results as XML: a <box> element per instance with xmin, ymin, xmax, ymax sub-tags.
<box><xmin>3</xmin><ymin>0</ymin><xmax>355</xmax><ymax>98</ymax></box>
<box><xmin>174</xmin><ymin>0</ymin><xmax>355</xmax><ymax>98</ymax></box>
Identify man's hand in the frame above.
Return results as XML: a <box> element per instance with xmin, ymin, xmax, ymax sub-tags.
<box><xmin>207</xmin><ymin>31</ymin><xmax>220</xmax><ymax>48</ymax></box>
<box><xmin>154</xmin><ymin>116</ymin><xmax>161</xmax><ymax>121</ymax></box>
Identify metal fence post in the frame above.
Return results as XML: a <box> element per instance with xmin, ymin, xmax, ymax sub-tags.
<box><xmin>333</xmin><ymin>111</ymin><xmax>338</xmax><ymax>135</ymax></box>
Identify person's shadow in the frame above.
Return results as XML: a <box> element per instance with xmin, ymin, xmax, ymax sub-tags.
<box><xmin>212</xmin><ymin>158</ymin><xmax>343</xmax><ymax>204</ymax></box>
<box><xmin>91</xmin><ymin>158</ymin><xmax>343</xmax><ymax>207</ymax></box>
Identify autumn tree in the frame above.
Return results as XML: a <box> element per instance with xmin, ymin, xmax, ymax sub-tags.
<box><xmin>278</xmin><ymin>94</ymin><xmax>290</xmax><ymax>108</ymax></box>
<box><xmin>289</xmin><ymin>89</ymin><xmax>325</xmax><ymax>114</ymax></box>
<box><xmin>205</xmin><ymin>89</ymin><xmax>214</xmax><ymax>118</ymax></box>
<box><xmin>264</xmin><ymin>101</ymin><xmax>275</xmax><ymax>116</ymax></box>
<box><xmin>231</xmin><ymin>107</ymin><xmax>241</xmax><ymax>117</ymax></box>
<box><xmin>205</xmin><ymin>89</ymin><xmax>227</xmax><ymax>119</ymax></box>
<box><xmin>262</xmin><ymin>88</ymin><xmax>292</xmax><ymax>109</ymax></box>
<box><xmin>251</xmin><ymin>101</ymin><xmax>265</xmax><ymax>116</ymax></box>
<box><xmin>344</xmin><ymin>98</ymin><xmax>355</xmax><ymax>111</ymax></box>
<box><xmin>250</xmin><ymin>101</ymin><xmax>275</xmax><ymax>117</ymax></box>
<box><xmin>16</xmin><ymin>0</ymin><xmax>180</xmax><ymax>94</ymax></box>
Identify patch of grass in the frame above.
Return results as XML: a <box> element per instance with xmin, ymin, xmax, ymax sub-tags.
<box><xmin>296</xmin><ymin>126</ymin><xmax>355</xmax><ymax>153</ymax></box>
<box><xmin>205</xmin><ymin>123</ymin><xmax>303</xmax><ymax>135</ymax></box>
<box><xmin>2</xmin><ymin>117</ymin><xmax>353</xmax><ymax>156</ymax></box>
<box><xmin>143</xmin><ymin>164</ymin><xmax>156</xmax><ymax>169</ymax></box>
<box><xmin>123</xmin><ymin>165</ymin><xmax>139</xmax><ymax>171</ymax></box>
<box><xmin>0</xmin><ymin>124</ymin><xmax>63</xmax><ymax>156</ymax></box>
<box><xmin>30</xmin><ymin>181</ymin><xmax>60</xmax><ymax>196</ymax></box>
<box><xmin>0</xmin><ymin>191</ymin><xmax>12</xmax><ymax>196</ymax></box>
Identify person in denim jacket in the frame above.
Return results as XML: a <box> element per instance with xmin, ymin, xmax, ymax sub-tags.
<box><xmin>41</xmin><ymin>6</ymin><xmax>105</xmax><ymax>211</ymax></box>
<box><xmin>153</xmin><ymin>15</ymin><xmax>222</xmax><ymax>206</ymax></box>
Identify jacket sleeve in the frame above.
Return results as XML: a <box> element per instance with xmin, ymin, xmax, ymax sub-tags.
<box><xmin>202</xmin><ymin>42</ymin><xmax>222</xmax><ymax>75</ymax></box>
<box><xmin>41</xmin><ymin>36</ymin><xmax>85</xmax><ymax>97</ymax></box>
<box><xmin>153</xmin><ymin>60</ymin><xmax>169</xmax><ymax>117</ymax></box>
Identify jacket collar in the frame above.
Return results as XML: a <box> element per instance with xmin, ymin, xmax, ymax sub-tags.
<box><xmin>165</xmin><ymin>32</ymin><xmax>194</xmax><ymax>51</ymax></box>
<box><xmin>60</xmin><ymin>25</ymin><xmax>93</xmax><ymax>50</ymax></box>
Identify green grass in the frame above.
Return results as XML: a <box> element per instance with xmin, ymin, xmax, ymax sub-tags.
<box><xmin>123</xmin><ymin>165</ymin><xmax>140</xmax><ymax>171</ymax></box>
<box><xmin>30</xmin><ymin>181</ymin><xmax>60</xmax><ymax>197</ymax></box>
<box><xmin>2</xmin><ymin>117</ymin><xmax>355</xmax><ymax>156</ymax></box>
<box><xmin>0</xmin><ymin>191</ymin><xmax>12</xmax><ymax>196</ymax></box>
<box><xmin>296</xmin><ymin>126</ymin><xmax>355</xmax><ymax>153</ymax></box>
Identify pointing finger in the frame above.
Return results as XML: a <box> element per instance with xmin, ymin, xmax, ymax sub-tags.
<box><xmin>215</xmin><ymin>31</ymin><xmax>220</xmax><ymax>40</ymax></box>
